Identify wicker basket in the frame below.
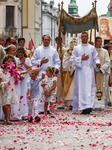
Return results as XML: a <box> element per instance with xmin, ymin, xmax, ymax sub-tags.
<box><xmin>44</xmin><ymin>90</ymin><xmax>51</xmax><ymax>97</ymax></box>
<box><xmin>0</xmin><ymin>82</ymin><xmax>7</xmax><ymax>89</ymax></box>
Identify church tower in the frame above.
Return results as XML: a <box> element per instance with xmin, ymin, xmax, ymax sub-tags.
<box><xmin>65</xmin><ymin>0</ymin><xmax>80</xmax><ymax>48</ymax></box>
<box><xmin>68</xmin><ymin>0</ymin><xmax>79</xmax><ymax>17</ymax></box>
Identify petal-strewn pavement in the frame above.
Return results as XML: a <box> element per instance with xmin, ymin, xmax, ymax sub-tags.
<box><xmin>0</xmin><ymin>108</ymin><xmax>112</xmax><ymax>150</ymax></box>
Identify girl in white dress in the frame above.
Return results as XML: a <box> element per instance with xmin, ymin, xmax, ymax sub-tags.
<box><xmin>0</xmin><ymin>55</ymin><xmax>18</xmax><ymax>124</ymax></box>
<box><xmin>17</xmin><ymin>47</ymin><xmax>32</xmax><ymax>119</ymax></box>
<box><xmin>6</xmin><ymin>45</ymin><xmax>22</xmax><ymax>120</ymax></box>
<box><xmin>40</xmin><ymin>66</ymin><xmax>57</xmax><ymax>117</ymax></box>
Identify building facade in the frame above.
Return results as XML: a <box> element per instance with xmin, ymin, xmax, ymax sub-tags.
<box><xmin>0</xmin><ymin>0</ymin><xmax>22</xmax><ymax>40</ymax></box>
<box><xmin>42</xmin><ymin>0</ymin><xmax>58</xmax><ymax>47</ymax></box>
<box><xmin>22</xmin><ymin>0</ymin><xmax>42</xmax><ymax>49</ymax></box>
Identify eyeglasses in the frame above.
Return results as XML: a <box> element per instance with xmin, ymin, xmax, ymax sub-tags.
<box><xmin>11</xmin><ymin>42</ymin><xmax>16</xmax><ymax>45</ymax></box>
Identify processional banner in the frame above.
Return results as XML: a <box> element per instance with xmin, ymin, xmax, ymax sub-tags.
<box><xmin>97</xmin><ymin>17</ymin><xmax>112</xmax><ymax>44</ymax></box>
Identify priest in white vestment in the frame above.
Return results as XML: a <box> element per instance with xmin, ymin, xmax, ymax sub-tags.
<box><xmin>31</xmin><ymin>35</ymin><xmax>60</xmax><ymax>113</ymax></box>
<box><xmin>106</xmin><ymin>41</ymin><xmax>112</xmax><ymax>106</ymax></box>
<box><xmin>94</xmin><ymin>37</ymin><xmax>110</xmax><ymax>110</ymax></box>
<box><xmin>70</xmin><ymin>32</ymin><xmax>100</xmax><ymax>114</ymax></box>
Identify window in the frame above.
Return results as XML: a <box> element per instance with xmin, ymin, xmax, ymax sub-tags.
<box><xmin>69</xmin><ymin>8</ymin><xmax>74</xmax><ymax>14</ymax></box>
<box><xmin>6</xmin><ymin>6</ymin><xmax>14</xmax><ymax>28</ymax></box>
<box><xmin>71</xmin><ymin>33</ymin><xmax>73</xmax><ymax>37</ymax></box>
<box><xmin>69</xmin><ymin>8</ymin><xmax>77</xmax><ymax>15</ymax></box>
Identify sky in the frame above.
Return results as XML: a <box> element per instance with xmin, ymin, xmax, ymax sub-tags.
<box><xmin>45</xmin><ymin>0</ymin><xmax>110</xmax><ymax>16</ymax></box>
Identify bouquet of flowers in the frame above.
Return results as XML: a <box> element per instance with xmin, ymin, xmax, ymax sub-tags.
<box><xmin>2</xmin><ymin>62</ymin><xmax>21</xmax><ymax>85</ymax></box>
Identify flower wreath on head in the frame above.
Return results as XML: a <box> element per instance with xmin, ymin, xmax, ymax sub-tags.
<box><xmin>48</xmin><ymin>66</ymin><xmax>54</xmax><ymax>73</ymax></box>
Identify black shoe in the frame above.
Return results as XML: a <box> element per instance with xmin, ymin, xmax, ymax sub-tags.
<box><xmin>39</xmin><ymin>111</ymin><xmax>50</xmax><ymax>114</ymax></box>
<box><xmin>81</xmin><ymin>108</ymin><xmax>92</xmax><ymax>114</ymax></box>
<box><xmin>28</xmin><ymin>116</ymin><xmax>33</xmax><ymax>122</ymax></box>
<box><xmin>47</xmin><ymin>111</ymin><xmax>51</xmax><ymax>114</ymax></box>
<box><xmin>107</xmin><ymin>102</ymin><xmax>111</xmax><ymax>107</ymax></box>
<box><xmin>51</xmin><ymin>115</ymin><xmax>55</xmax><ymax>118</ymax></box>
<box><xmin>35</xmin><ymin>116</ymin><xmax>41</xmax><ymax>122</ymax></box>
<box><xmin>81</xmin><ymin>109</ymin><xmax>87</xmax><ymax>114</ymax></box>
<box><xmin>87</xmin><ymin>108</ymin><xmax>92</xmax><ymax>113</ymax></box>
<box><xmin>69</xmin><ymin>105</ymin><xmax>73</xmax><ymax>110</ymax></box>
<box><xmin>39</xmin><ymin>112</ymin><xmax>44</xmax><ymax>114</ymax></box>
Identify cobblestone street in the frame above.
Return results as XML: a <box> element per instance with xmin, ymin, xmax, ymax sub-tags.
<box><xmin>0</xmin><ymin>108</ymin><xmax>112</xmax><ymax>150</ymax></box>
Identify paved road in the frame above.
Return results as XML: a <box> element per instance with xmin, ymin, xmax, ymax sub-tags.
<box><xmin>0</xmin><ymin>108</ymin><xmax>112</xmax><ymax>150</ymax></box>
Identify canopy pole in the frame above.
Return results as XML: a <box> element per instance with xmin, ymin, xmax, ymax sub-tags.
<box><xmin>90</xmin><ymin>29</ymin><xmax>92</xmax><ymax>43</ymax></box>
<box><xmin>94</xmin><ymin>0</ymin><xmax>97</xmax><ymax>47</ymax></box>
<box><xmin>57</xmin><ymin>3</ymin><xmax>60</xmax><ymax>52</ymax></box>
<box><xmin>57</xmin><ymin>1</ymin><xmax>64</xmax><ymax>87</ymax></box>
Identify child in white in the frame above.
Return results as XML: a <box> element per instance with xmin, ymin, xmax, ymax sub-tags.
<box><xmin>0</xmin><ymin>55</ymin><xmax>18</xmax><ymax>124</ymax></box>
<box><xmin>6</xmin><ymin>45</ymin><xmax>22</xmax><ymax>120</ymax></box>
<box><xmin>41</xmin><ymin>66</ymin><xmax>57</xmax><ymax>117</ymax></box>
<box><xmin>27</xmin><ymin>66</ymin><xmax>42</xmax><ymax>122</ymax></box>
<box><xmin>17</xmin><ymin>47</ymin><xmax>32</xmax><ymax>119</ymax></box>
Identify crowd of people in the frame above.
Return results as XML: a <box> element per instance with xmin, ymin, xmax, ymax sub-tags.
<box><xmin>0</xmin><ymin>32</ymin><xmax>112</xmax><ymax>125</ymax></box>
<box><xmin>0</xmin><ymin>35</ymin><xmax>60</xmax><ymax>124</ymax></box>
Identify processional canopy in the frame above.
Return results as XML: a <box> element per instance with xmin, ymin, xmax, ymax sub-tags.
<box><xmin>58</xmin><ymin>0</ymin><xmax>98</xmax><ymax>34</ymax></box>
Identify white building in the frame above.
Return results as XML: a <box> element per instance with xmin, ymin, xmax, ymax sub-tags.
<box><xmin>0</xmin><ymin>0</ymin><xmax>22</xmax><ymax>39</ymax></box>
<box><xmin>42</xmin><ymin>0</ymin><xmax>58</xmax><ymax>47</ymax></box>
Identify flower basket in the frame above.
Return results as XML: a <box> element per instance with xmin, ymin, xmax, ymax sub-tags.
<box><xmin>44</xmin><ymin>90</ymin><xmax>51</xmax><ymax>97</ymax></box>
<box><xmin>0</xmin><ymin>82</ymin><xmax>7</xmax><ymax>90</ymax></box>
